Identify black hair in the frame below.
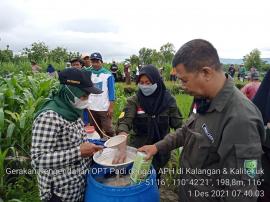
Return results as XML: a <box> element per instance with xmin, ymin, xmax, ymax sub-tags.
<box><xmin>172</xmin><ymin>39</ymin><xmax>221</xmax><ymax>72</ymax></box>
<box><xmin>70</xmin><ymin>58</ymin><xmax>83</xmax><ymax>65</ymax></box>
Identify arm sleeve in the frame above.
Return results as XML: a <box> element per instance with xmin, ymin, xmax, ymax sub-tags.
<box><xmin>107</xmin><ymin>75</ymin><xmax>115</xmax><ymax>101</ymax></box>
<box><xmin>31</xmin><ymin>112</ymin><xmax>82</xmax><ymax>169</ymax></box>
<box><xmin>217</xmin><ymin>112</ymin><xmax>264</xmax><ymax>202</ymax></box>
<box><xmin>116</xmin><ymin>96</ymin><xmax>137</xmax><ymax>134</ymax></box>
<box><xmin>155</xmin><ymin>112</ymin><xmax>197</xmax><ymax>154</ymax></box>
<box><xmin>155</xmin><ymin>126</ymin><xmax>187</xmax><ymax>154</ymax></box>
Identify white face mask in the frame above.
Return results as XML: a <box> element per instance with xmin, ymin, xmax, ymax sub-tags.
<box><xmin>138</xmin><ymin>83</ymin><xmax>158</xmax><ymax>96</ymax></box>
<box><xmin>66</xmin><ymin>85</ymin><xmax>89</xmax><ymax>109</ymax></box>
<box><xmin>71</xmin><ymin>97</ymin><xmax>89</xmax><ymax>109</ymax></box>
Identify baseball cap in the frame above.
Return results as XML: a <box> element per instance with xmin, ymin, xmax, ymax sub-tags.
<box><xmin>90</xmin><ymin>52</ymin><xmax>103</xmax><ymax>61</ymax></box>
<box><xmin>58</xmin><ymin>68</ymin><xmax>103</xmax><ymax>94</ymax></box>
<box><xmin>81</xmin><ymin>52</ymin><xmax>90</xmax><ymax>59</ymax></box>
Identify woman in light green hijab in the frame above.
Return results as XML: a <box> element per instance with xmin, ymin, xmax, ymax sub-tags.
<box><xmin>31</xmin><ymin>68</ymin><xmax>103</xmax><ymax>202</ymax></box>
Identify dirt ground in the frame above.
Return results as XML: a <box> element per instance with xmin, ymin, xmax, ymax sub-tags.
<box><xmin>160</xmin><ymin>186</ymin><xmax>179</xmax><ymax>202</ymax></box>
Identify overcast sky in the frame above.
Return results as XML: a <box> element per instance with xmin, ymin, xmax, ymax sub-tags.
<box><xmin>0</xmin><ymin>0</ymin><xmax>270</xmax><ymax>61</ymax></box>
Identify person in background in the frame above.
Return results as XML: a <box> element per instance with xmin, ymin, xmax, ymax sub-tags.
<box><xmin>81</xmin><ymin>54</ymin><xmax>92</xmax><ymax>125</ymax></box>
<box><xmin>228</xmin><ymin>64</ymin><xmax>236</xmax><ymax>78</ymax></box>
<box><xmin>46</xmin><ymin>64</ymin><xmax>57</xmax><ymax>77</ymax></box>
<box><xmin>159</xmin><ymin>66</ymin><xmax>165</xmax><ymax>80</ymax></box>
<box><xmin>65</xmin><ymin>62</ymin><xmax>71</xmax><ymax>69</ymax></box>
<box><xmin>253</xmin><ymin>69</ymin><xmax>270</xmax><ymax>202</ymax></box>
<box><xmin>250</xmin><ymin>66</ymin><xmax>257</xmax><ymax>73</ymax></box>
<box><xmin>124</xmin><ymin>62</ymin><xmax>131</xmax><ymax>85</ymax></box>
<box><xmin>114</xmin><ymin>64</ymin><xmax>182</xmax><ymax>180</ymax></box>
<box><xmin>139</xmin><ymin>39</ymin><xmax>264</xmax><ymax>202</ymax></box>
<box><xmin>82</xmin><ymin>54</ymin><xmax>91</xmax><ymax>70</ymax></box>
<box><xmin>31</xmin><ymin>68</ymin><xmax>103</xmax><ymax>202</ymax></box>
<box><xmin>169</xmin><ymin>67</ymin><xmax>177</xmax><ymax>82</ymax></box>
<box><xmin>110</xmin><ymin>61</ymin><xmax>118</xmax><ymax>82</ymax></box>
<box><xmin>86</xmin><ymin>52</ymin><xmax>115</xmax><ymax>137</ymax></box>
<box><xmin>135</xmin><ymin>64</ymin><xmax>142</xmax><ymax>82</ymax></box>
<box><xmin>31</xmin><ymin>61</ymin><xmax>42</xmax><ymax>73</ymax></box>
<box><xmin>70</xmin><ymin>58</ymin><xmax>83</xmax><ymax>69</ymax></box>
<box><xmin>241</xmin><ymin>71</ymin><xmax>261</xmax><ymax>100</ymax></box>
<box><xmin>238</xmin><ymin>64</ymin><xmax>246</xmax><ymax>81</ymax></box>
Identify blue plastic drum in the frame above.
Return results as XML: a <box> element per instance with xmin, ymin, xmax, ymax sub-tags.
<box><xmin>84</xmin><ymin>164</ymin><xmax>160</xmax><ymax>202</ymax></box>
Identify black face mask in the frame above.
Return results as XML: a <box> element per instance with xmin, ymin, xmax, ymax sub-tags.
<box><xmin>195</xmin><ymin>98</ymin><xmax>211</xmax><ymax>114</ymax></box>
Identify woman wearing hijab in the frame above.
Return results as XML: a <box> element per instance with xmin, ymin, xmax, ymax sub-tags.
<box><xmin>47</xmin><ymin>64</ymin><xmax>57</xmax><ymax>77</ymax></box>
<box><xmin>31</xmin><ymin>68</ymin><xmax>103</xmax><ymax>202</ymax></box>
<box><xmin>115</xmin><ymin>64</ymin><xmax>182</xmax><ymax>176</ymax></box>
<box><xmin>252</xmin><ymin>70</ymin><xmax>270</xmax><ymax>202</ymax></box>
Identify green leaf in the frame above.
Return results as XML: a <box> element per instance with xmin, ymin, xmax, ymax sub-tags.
<box><xmin>4</xmin><ymin>110</ymin><xmax>19</xmax><ymax>121</ymax></box>
<box><xmin>7</xmin><ymin>123</ymin><xmax>15</xmax><ymax>138</ymax></box>
<box><xmin>19</xmin><ymin>115</ymin><xmax>26</xmax><ymax>129</ymax></box>
<box><xmin>0</xmin><ymin>93</ymin><xmax>4</xmax><ymax>107</ymax></box>
<box><xmin>0</xmin><ymin>108</ymin><xmax>4</xmax><ymax>132</ymax></box>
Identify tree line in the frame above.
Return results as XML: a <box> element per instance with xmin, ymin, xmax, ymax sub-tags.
<box><xmin>0</xmin><ymin>41</ymin><xmax>269</xmax><ymax>71</ymax></box>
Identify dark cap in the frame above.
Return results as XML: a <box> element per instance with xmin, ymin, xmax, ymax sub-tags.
<box><xmin>58</xmin><ymin>68</ymin><xmax>103</xmax><ymax>94</ymax></box>
<box><xmin>90</xmin><ymin>52</ymin><xmax>103</xmax><ymax>61</ymax></box>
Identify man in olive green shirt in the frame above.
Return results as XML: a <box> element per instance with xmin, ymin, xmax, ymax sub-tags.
<box><xmin>139</xmin><ymin>39</ymin><xmax>265</xmax><ymax>202</ymax></box>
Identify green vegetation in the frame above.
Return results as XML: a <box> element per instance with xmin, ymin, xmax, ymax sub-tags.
<box><xmin>0</xmin><ymin>70</ymin><xmax>193</xmax><ymax>201</ymax></box>
<box><xmin>0</xmin><ymin>41</ymin><xmax>266</xmax><ymax>200</ymax></box>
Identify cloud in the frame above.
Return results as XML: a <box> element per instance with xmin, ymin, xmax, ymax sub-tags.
<box><xmin>0</xmin><ymin>28</ymin><xmax>135</xmax><ymax>61</ymax></box>
<box><xmin>1</xmin><ymin>0</ymin><xmax>270</xmax><ymax>60</ymax></box>
<box><xmin>61</xmin><ymin>19</ymin><xmax>119</xmax><ymax>33</ymax></box>
<box><xmin>0</xmin><ymin>1</ymin><xmax>26</xmax><ymax>32</ymax></box>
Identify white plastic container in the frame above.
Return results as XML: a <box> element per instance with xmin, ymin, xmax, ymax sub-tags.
<box><xmin>85</xmin><ymin>126</ymin><xmax>100</xmax><ymax>140</ymax></box>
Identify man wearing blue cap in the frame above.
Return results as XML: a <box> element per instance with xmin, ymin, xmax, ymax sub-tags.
<box><xmin>85</xmin><ymin>52</ymin><xmax>115</xmax><ymax>137</ymax></box>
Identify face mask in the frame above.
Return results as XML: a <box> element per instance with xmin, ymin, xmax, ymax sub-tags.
<box><xmin>65</xmin><ymin>85</ymin><xmax>89</xmax><ymax>109</ymax></box>
<box><xmin>138</xmin><ymin>83</ymin><xmax>158</xmax><ymax>96</ymax></box>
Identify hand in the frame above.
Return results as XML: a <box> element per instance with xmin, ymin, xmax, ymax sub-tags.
<box><xmin>112</xmin><ymin>135</ymin><xmax>127</xmax><ymax>164</ymax></box>
<box><xmin>138</xmin><ymin>145</ymin><xmax>158</xmax><ymax>160</ymax></box>
<box><xmin>80</xmin><ymin>142</ymin><xmax>103</xmax><ymax>158</ymax></box>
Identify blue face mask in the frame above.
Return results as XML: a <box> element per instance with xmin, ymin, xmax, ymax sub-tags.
<box><xmin>138</xmin><ymin>83</ymin><xmax>158</xmax><ymax>96</ymax></box>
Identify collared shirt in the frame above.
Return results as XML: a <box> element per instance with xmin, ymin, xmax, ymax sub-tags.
<box><xmin>88</xmin><ymin>67</ymin><xmax>115</xmax><ymax>111</ymax></box>
<box><xmin>156</xmin><ymin>76</ymin><xmax>264</xmax><ymax>202</ymax></box>
<box><xmin>31</xmin><ymin>110</ymin><xmax>91</xmax><ymax>201</ymax></box>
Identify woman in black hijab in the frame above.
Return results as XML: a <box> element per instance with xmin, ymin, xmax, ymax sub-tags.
<box><xmin>115</xmin><ymin>64</ymin><xmax>183</xmax><ymax>175</ymax></box>
<box><xmin>253</xmin><ymin>70</ymin><xmax>270</xmax><ymax>202</ymax></box>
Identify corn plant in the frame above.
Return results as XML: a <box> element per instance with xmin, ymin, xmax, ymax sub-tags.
<box><xmin>113</xmin><ymin>84</ymin><xmax>128</xmax><ymax>124</ymax></box>
<box><xmin>0</xmin><ymin>147</ymin><xmax>16</xmax><ymax>188</ymax></box>
<box><xmin>163</xmin><ymin>94</ymin><xmax>193</xmax><ymax>189</ymax></box>
<box><xmin>0</xmin><ymin>73</ymin><xmax>58</xmax><ymax>153</ymax></box>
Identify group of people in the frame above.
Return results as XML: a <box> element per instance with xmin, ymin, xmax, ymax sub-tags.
<box><xmin>31</xmin><ymin>40</ymin><xmax>269</xmax><ymax>202</ymax></box>
<box><xmin>66</xmin><ymin>55</ymin><xmax>141</xmax><ymax>85</ymax></box>
<box><xmin>228</xmin><ymin>63</ymin><xmax>259</xmax><ymax>82</ymax></box>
